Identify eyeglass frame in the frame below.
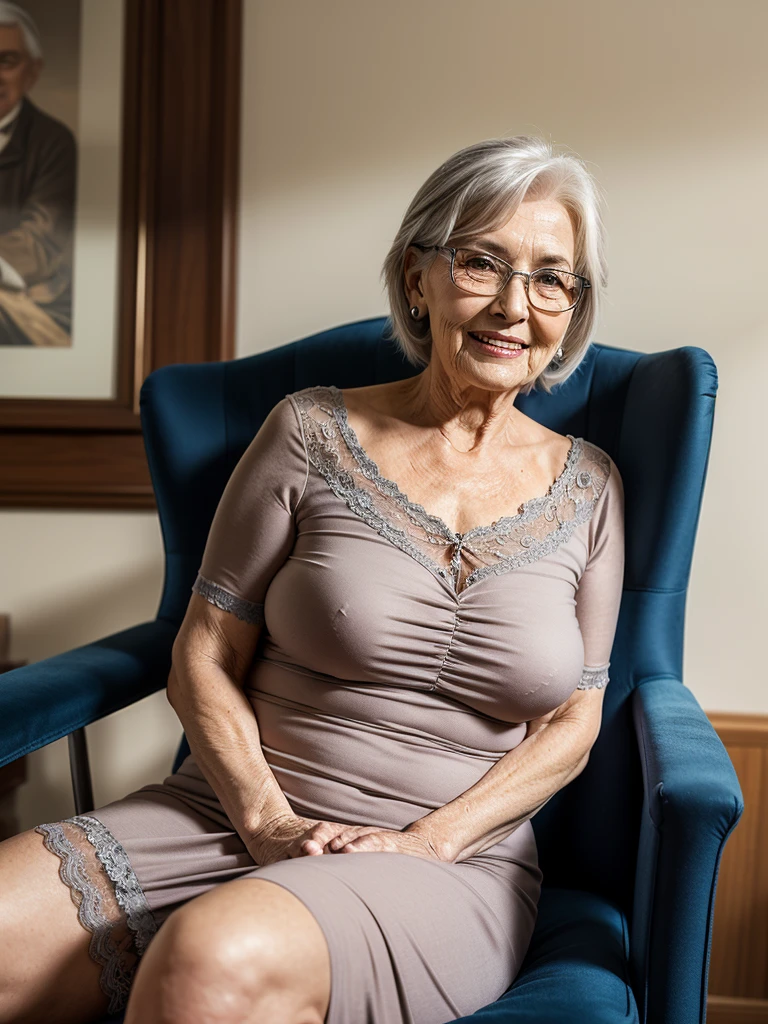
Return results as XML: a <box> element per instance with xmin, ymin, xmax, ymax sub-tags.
<box><xmin>411</xmin><ymin>243</ymin><xmax>591</xmax><ymax>313</ymax></box>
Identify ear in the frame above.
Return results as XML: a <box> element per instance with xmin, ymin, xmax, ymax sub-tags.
<box><xmin>403</xmin><ymin>246</ymin><xmax>427</xmax><ymax>307</ymax></box>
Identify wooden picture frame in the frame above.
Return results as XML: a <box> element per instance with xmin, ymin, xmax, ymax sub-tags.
<box><xmin>0</xmin><ymin>0</ymin><xmax>242</xmax><ymax>509</ymax></box>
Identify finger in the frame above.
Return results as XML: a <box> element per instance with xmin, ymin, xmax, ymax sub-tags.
<box><xmin>309</xmin><ymin>821</ymin><xmax>347</xmax><ymax>844</ymax></box>
<box><xmin>328</xmin><ymin>829</ymin><xmax>359</xmax><ymax>851</ymax></box>
<box><xmin>328</xmin><ymin>829</ymin><xmax>357</xmax><ymax>851</ymax></box>
<box><xmin>341</xmin><ymin>831</ymin><xmax>392</xmax><ymax>852</ymax></box>
<box><xmin>294</xmin><ymin>822</ymin><xmax>346</xmax><ymax>856</ymax></box>
<box><xmin>328</xmin><ymin>826</ymin><xmax>380</xmax><ymax>851</ymax></box>
<box><xmin>299</xmin><ymin>838</ymin><xmax>325</xmax><ymax>856</ymax></box>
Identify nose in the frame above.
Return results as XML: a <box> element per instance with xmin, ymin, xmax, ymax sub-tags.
<box><xmin>489</xmin><ymin>272</ymin><xmax>529</xmax><ymax>323</ymax></box>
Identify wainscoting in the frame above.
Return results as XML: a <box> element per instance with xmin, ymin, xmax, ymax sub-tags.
<box><xmin>707</xmin><ymin>713</ymin><xmax>768</xmax><ymax>1023</ymax></box>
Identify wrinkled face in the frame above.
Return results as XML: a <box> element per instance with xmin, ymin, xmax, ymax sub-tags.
<box><xmin>0</xmin><ymin>25</ymin><xmax>41</xmax><ymax>121</ymax></box>
<box><xmin>404</xmin><ymin>197</ymin><xmax>577</xmax><ymax>396</ymax></box>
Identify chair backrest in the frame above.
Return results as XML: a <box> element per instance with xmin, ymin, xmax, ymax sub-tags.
<box><xmin>140</xmin><ymin>315</ymin><xmax>719</xmax><ymax>919</ymax></box>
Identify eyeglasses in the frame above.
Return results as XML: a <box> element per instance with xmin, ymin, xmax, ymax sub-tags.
<box><xmin>412</xmin><ymin>243</ymin><xmax>591</xmax><ymax>313</ymax></box>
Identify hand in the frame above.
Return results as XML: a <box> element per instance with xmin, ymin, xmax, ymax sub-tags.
<box><xmin>249</xmin><ymin>813</ymin><xmax>453</xmax><ymax>865</ymax></box>
<box><xmin>249</xmin><ymin>812</ymin><xmax>371</xmax><ymax>867</ymax></box>
<box><xmin>325</xmin><ymin>823</ymin><xmax>451</xmax><ymax>862</ymax></box>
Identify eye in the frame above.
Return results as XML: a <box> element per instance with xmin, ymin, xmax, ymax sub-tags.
<box><xmin>537</xmin><ymin>272</ymin><xmax>562</xmax><ymax>287</ymax></box>
<box><xmin>466</xmin><ymin>255</ymin><xmax>496</xmax><ymax>272</ymax></box>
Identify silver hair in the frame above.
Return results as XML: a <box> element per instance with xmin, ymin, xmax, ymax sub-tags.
<box><xmin>0</xmin><ymin>2</ymin><xmax>42</xmax><ymax>61</ymax></box>
<box><xmin>380</xmin><ymin>136</ymin><xmax>608</xmax><ymax>396</ymax></box>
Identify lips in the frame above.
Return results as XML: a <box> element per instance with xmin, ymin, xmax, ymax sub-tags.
<box><xmin>468</xmin><ymin>331</ymin><xmax>529</xmax><ymax>348</ymax></box>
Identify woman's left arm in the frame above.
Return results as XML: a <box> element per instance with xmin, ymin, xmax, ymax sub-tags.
<box><xmin>403</xmin><ymin>687</ymin><xmax>605</xmax><ymax>862</ymax></box>
<box><xmin>406</xmin><ymin>450</ymin><xmax>626</xmax><ymax>863</ymax></box>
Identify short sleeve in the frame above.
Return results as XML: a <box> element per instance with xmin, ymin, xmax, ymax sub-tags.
<box><xmin>574</xmin><ymin>453</ymin><xmax>625</xmax><ymax>690</ymax></box>
<box><xmin>191</xmin><ymin>395</ymin><xmax>308</xmax><ymax>626</ymax></box>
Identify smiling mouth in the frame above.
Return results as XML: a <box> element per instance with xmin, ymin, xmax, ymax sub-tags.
<box><xmin>467</xmin><ymin>332</ymin><xmax>529</xmax><ymax>351</ymax></box>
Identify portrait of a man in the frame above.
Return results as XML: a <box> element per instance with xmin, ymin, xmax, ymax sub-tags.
<box><xmin>0</xmin><ymin>1</ymin><xmax>76</xmax><ymax>347</ymax></box>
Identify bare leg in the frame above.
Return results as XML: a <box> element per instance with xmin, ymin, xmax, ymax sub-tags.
<box><xmin>125</xmin><ymin>878</ymin><xmax>332</xmax><ymax>1024</ymax></box>
<box><xmin>0</xmin><ymin>828</ymin><xmax>112</xmax><ymax>1024</ymax></box>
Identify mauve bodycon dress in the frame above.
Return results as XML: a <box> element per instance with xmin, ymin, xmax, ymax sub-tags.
<box><xmin>35</xmin><ymin>383</ymin><xmax>625</xmax><ymax>1023</ymax></box>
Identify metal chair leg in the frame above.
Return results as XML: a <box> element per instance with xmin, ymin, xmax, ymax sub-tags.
<box><xmin>68</xmin><ymin>727</ymin><xmax>94</xmax><ymax>815</ymax></box>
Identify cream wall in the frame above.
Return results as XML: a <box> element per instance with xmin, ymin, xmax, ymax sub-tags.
<box><xmin>3</xmin><ymin>0</ymin><xmax>765</xmax><ymax>830</ymax></box>
<box><xmin>1</xmin><ymin>511</ymin><xmax>173</xmax><ymax>831</ymax></box>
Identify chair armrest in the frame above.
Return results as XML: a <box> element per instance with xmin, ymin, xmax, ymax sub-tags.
<box><xmin>0</xmin><ymin>618</ymin><xmax>178</xmax><ymax>767</ymax></box>
<box><xmin>630</xmin><ymin>677</ymin><xmax>744</xmax><ymax>1024</ymax></box>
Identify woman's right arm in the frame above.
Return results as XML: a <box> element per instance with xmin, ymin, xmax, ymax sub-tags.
<box><xmin>166</xmin><ymin>592</ymin><xmax>296</xmax><ymax>851</ymax></box>
<box><xmin>168</xmin><ymin>396</ymin><xmax>353</xmax><ymax>862</ymax></box>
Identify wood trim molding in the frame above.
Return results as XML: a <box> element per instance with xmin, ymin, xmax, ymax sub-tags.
<box><xmin>0</xmin><ymin>0</ymin><xmax>242</xmax><ymax>510</ymax></box>
<box><xmin>707</xmin><ymin>996</ymin><xmax>768</xmax><ymax>1024</ymax></box>
<box><xmin>707</xmin><ymin>711</ymin><xmax>768</xmax><ymax>1011</ymax></box>
<box><xmin>709</xmin><ymin>712</ymin><xmax>768</xmax><ymax>749</ymax></box>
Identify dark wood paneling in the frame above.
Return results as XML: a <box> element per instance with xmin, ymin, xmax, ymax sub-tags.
<box><xmin>708</xmin><ymin>995</ymin><xmax>768</xmax><ymax>1024</ymax></box>
<box><xmin>1</xmin><ymin>432</ymin><xmax>156</xmax><ymax>507</ymax></box>
<box><xmin>707</xmin><ymin>712</ymin><xmax>768</xmax><ymax>1015</ymax></box>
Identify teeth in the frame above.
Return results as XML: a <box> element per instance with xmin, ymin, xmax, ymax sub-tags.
<box><xmin>472</xmin><ymin>332</ymin><xmax>525</xmax><ymax>350</ymax></box>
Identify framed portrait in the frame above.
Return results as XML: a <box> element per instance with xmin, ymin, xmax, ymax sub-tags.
<box><xmin>0</xmin><ymin>0</ymin><xmax>241</xmax><ymax>508</ymax></box>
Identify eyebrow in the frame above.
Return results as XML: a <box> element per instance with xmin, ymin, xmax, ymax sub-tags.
<box><xmin>470</xmin><ymin>238</ymin><xmax>573</xmax><ymax>271</ymax></box>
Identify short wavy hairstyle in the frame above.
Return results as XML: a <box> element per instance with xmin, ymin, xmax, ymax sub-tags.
<box><xmin>380</xmin><ymin>136</ymin><xmax>608</xmax><ymax>396</ymax></box>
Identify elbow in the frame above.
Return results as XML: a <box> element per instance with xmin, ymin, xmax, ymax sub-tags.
<box><xmin>581</xmin><ymin>727</ymin><xmax>597</xmax><ymax>763</ymax></box>
<box><xmin>568</xmin><ymin>747</ymin><xmax>591</xmax><ymax>783</ymax></box>
<box><xmin>166</xmin><ymin>660</ymin><xmax>183</xmax><ymax>709</ymax></box>
<box><xmin>578</xmin><ymin>724</ymin><xmax>597</xmax><ymax>771</ymax></box>
<box><xmin>575</xmin><ymin>709</ymin><xmax>602</xmax><ymax>769</ymax></box>
<box><xmin>562</xmin><ymin>711</ymin><xmax>599</xmax><ymax>780</ymax></box>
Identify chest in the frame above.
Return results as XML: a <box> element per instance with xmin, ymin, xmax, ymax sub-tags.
<box><xmin>292</xmin><ymin>384</ymin><xmax>605</xmax><ymax>599</ymax></box>
<box><xmin>262</xmin><ymin>507</ymin><xmax>589</xmax><ymax>722</ymax></box>
<box><xmin>354</xmin><ymin>429</ymin><xmax>572</xmax><ymax>538</ymax></box>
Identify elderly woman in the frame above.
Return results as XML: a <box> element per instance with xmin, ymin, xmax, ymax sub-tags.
<box><xmin>0</xmin><ymin>135</ymin><xmax>624</xmax><ymax>1024</ymax></box>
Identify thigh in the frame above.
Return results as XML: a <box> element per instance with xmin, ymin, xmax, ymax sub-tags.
<box><xmin>125</xmin><ymin>878</ymin><xmax>331</xmax><ymax>1023</ymax></box>
<box><xmin>0</xmin><ymin>828</ymin><xmax>112</xmax><ymax>1024</ymax></box>
<box><xmin>248</xmin><ymin>848</ymin><xmax>542</xmax><ymax>1024</ymax></box>
<box><xmin>20</xmin><ymin>758</ymin><xmax>311</xmax><ymax>1018</ymax></box>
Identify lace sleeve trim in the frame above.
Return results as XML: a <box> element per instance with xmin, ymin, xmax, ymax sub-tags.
<box><xmin>35</xmin><ymin>814</ymin><xmax>158</xmax><ymax>1015</ymax></box>
<box><xmin>192</xmin><ymin>572</ymin><xmax>265</xmax><ymax>626</ymax></box>
<box><xmin>576</xmin><ymin>664</ymin><xmax>610</xmax><ymax>689</ymax></box>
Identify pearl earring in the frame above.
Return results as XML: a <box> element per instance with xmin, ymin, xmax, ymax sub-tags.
<box><xmin>557</xmin><ymin>346</ymin><xmax>564</xmax><ymax>359</ymax></box>
<box><xmin>410</xmin><ymin>306</ymin><xmax>420</xmax><ymax>319</ymax></box>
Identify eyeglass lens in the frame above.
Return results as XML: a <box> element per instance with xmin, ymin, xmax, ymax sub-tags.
<box><xmin>452</xmin><ymin>249</ymin><xmax>582</xmax><ymax>311</ymax></box>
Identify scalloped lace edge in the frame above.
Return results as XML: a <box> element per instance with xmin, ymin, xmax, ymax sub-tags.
<box><xmin>290</xmin><ymin>385</ymin><xmax>611</xmax><ymax>595</ymax></box>
<box><xmin>576</xmin><ymin>664</ymin><xmax>610</xmax><ymax>689</ymax></box>
<box><xmin>192</xmin><ymin>572</ymin><xmax>265</xmax><ymax>625</ymax></box>
<box><xmin>35</xmin><ymin>814</ymin><xmax>158</xmax><ymax>1015</ymax></box>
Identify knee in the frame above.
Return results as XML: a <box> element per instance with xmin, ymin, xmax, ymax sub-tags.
<box><xmin>169</xmin><ymin>896</ymin><xmax>291</xmax><ymax>979</ymax></box>
<box><xmin>131</xmin><ymin>899</ymin><xmax>288</xmax><ymax>1020</ymax></box>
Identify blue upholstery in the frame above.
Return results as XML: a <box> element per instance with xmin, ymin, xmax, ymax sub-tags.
<box><xmin>454</xmin><ymin>887</ymin><xmax>638</xmax><ymax>1023</ymax></box>
<box><xmin>0</xmin><ymin>315</ymin><xmax>743</xmax><ymax>1024</ymax></box>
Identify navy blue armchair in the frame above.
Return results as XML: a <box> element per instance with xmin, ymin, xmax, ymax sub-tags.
<box><xmin>0</xmin><ymin>316</ymin><xmax>744</xmax><ymax>1024</ymax></box>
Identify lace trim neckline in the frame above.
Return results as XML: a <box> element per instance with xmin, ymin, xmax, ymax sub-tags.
<box><xmin>326</xmin><ymin>383</ymin><xmax>582</xmax><ymax>541</ymax></box>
